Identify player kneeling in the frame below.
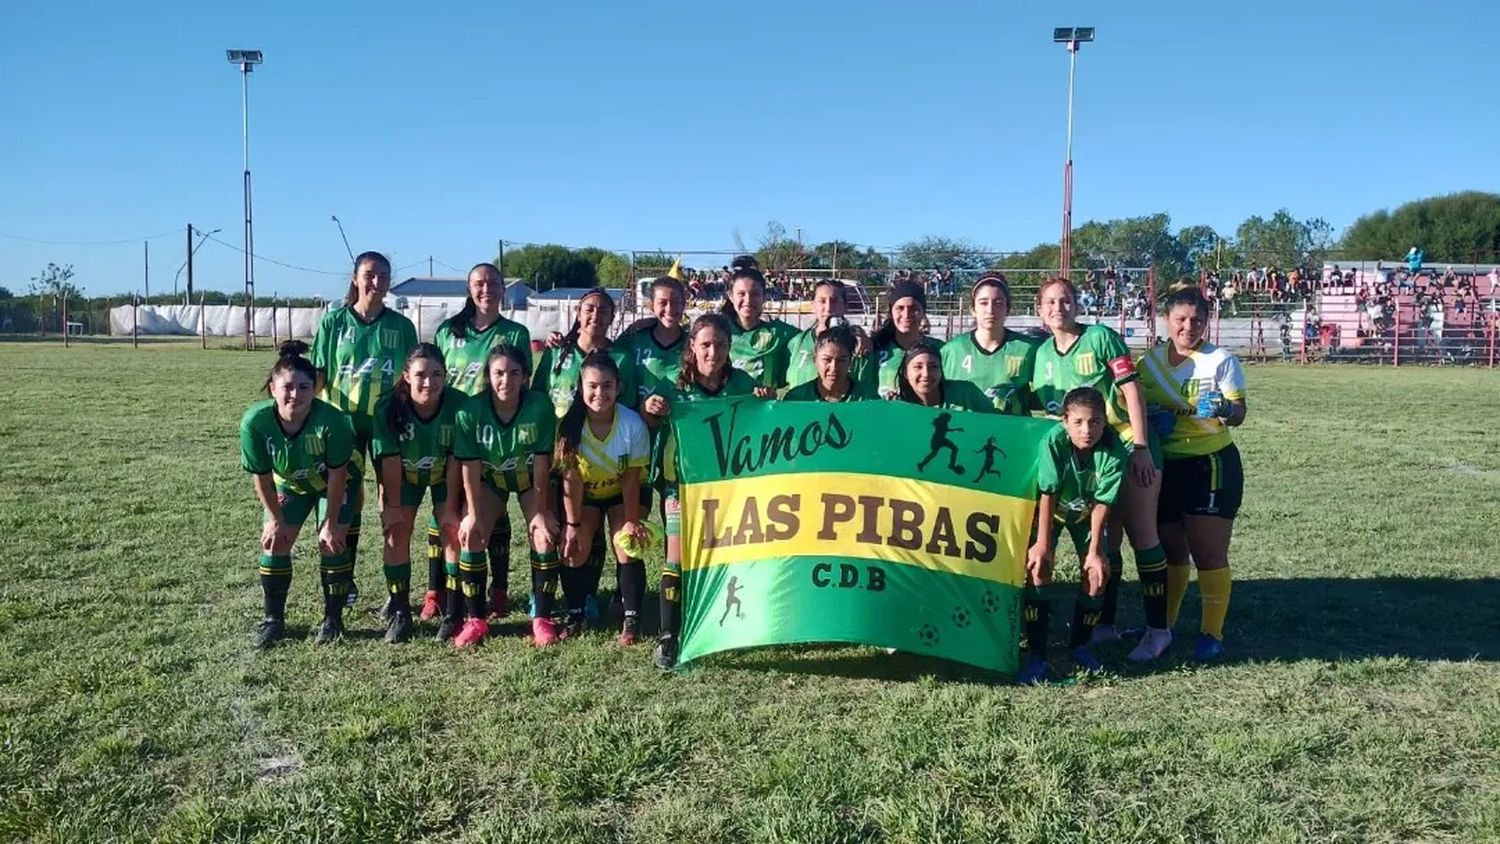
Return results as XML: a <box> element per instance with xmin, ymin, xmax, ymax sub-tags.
<box><xmin>1020</xmin><ymin>387</ymin><xmax>1129</xmax><ymax>684</ymax></box>
<box><xmin>239</xmin><ymin>342</ymin><xmax>356</xmax><ymax>648</ymax></box>
<box><xmin>451</xmin><ymin>345</ymin><xmax>561</xmax><ymax>647</ymax></box>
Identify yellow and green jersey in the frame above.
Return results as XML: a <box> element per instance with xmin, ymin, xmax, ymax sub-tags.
<box><xmin>940</xmin><ymin>329</ymin><xmax>1038</xmax><ymax>416</ymax></box>
<box><xmin>1031</xmin><ymin>323</ymin><xmax>1137</xmax><ymax>434</ymax></box>
<box><xmin>239</xmin><ymin>398</ymin><xmax>355</xmax><ymax>498</ymax></box>
<box><xmin>907</xmin><ymin>379</ymin><xmax>996</xmax><ymax>413</ymax></box>
<box><xmin>1137</xmin><ymin>340</ymin><xmax>1246</xmax><ymax>458</ymax></box>
<box><xmin>452</xmin><ymin>390</ymin><xmax>555</xmax><ymax>494</ymax></box>
<box><xmin>433</xmin><ymin>314</ymin><xmax>532</xmax><ymax>397</ymax></box>
<box><xmin>730</xmin><ymin>317</ymin><xmax>799</xmax><ymax>389</ymax></box>
<box><xmin>649</xmin><ymin>368</ymin><xmax>759</xmax><ymax>484</ymax></box>
<box><xmin>311</xmin><ymin>305</ymin><xmax>418</xmax><ymax>438</ymax></box>
<box><xmin>617</xmin><ymin>323</ymin><xmax>687</xmax><ymax>407</ymax></box>
<box><xmin>372</xmin><ymin>387</ymin><xmax>465</xmax><ymax>488</ymax></box>
<box><xmin>784</xmin><ymin>326</ymin><xmax>874</xmax><ymax>394</ymax></box>
<box><xmin>574</xmin><ymin>406</ymin><xmax>652</xmax><ymax>502</ymax></box>
<box><xmin>872</xmin><ymin>335</ymin><xmax>943</xmax><ymax>400</ymax></box>
<box><xmin>1035</xmin><ymin>426</ymin><xmax>1129</xmax><ymax>525</ymax></box>
<box><xmin>531</xmin><ymin>343</ymin><xmax>639</xmax><ymax>419</ymax></box>
<box><xmin>783</xmin><ymin>379</ymin><xmax>878</xmax><ymax>403</ymax></box>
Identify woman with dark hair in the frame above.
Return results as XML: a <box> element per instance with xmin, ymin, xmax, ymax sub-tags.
<box><xmin>239</xmin><ymin>341</ymin><xmax>356</xmax><ymax>648</ymax></box>
<box><xmin>1030</xmin><ymin>276</ymin><xmax>1172</xmax><ymax>663</ymax></box>
<box><xmin>431</xmin><ymin>263</ymin><xmax>532</xmax><ymax>622</ymax></box>
<box><xmin>895</xmin><ymin>339</ymin><xmax>993</xmax><ymax>412</ymax></box>
<box><xmin>310</xmin><ymin>251</ymin><xmax>418</xmax><ymax>612</ymax></box>
<box><xmin>940</xmin><ymin>273</ymin><xmax>1037</xmax><ymax>415</ymax></box>
<box><xmin>870</xmin><ymin>280</ymin><xmax>941</xmax><ymax>399</ymax></box>
<box><xmin>722</xmin><ymin>266</ymin><xmax>799</xmax><ymax>392</ymax></box>
<box><xmin>1137</xmin><ymin>287</ymin><xmax>1248</xmax><ymax>662</ymax></box>
<box><xmin>783</xmin><ymin>324</ymin><xmax>875</xmax><ymax>403</ymax></box>
<box><xmin>785</xmin><ymin>278</ymin><xmax>873</xmax><ymax>390</ymax></box>
<box><xmin>618</xmin><ymin>276</ymin><xmax>688</xmax><ymax>398</ymax></box>
<box><xmin>640</xmin><ymin>312</ymin><xmax>762</xmax><ymax>668</ymax></box>
<box><xmin>370</xmin><ymin>343</ymin><xmax>465</xmax><ymax>644</ymax></box>
<box><xmin>552</xmin><ymin>352</ymin><xmax>651</xmax><ymax>644</ymax></box>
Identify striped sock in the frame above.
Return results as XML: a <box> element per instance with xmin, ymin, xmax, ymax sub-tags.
<box><xmin>1135</xmin><ymin>544</ymin><xmax>1169</xmax><ymax>629</ymax></box>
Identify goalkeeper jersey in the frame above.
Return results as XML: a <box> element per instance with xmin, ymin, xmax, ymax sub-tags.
<box><xmin>1136</xmin><ymin>340</ymin><xmax>1245</xmax><ymax>458</ymax></box>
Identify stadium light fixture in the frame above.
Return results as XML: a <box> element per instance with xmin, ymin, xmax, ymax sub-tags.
<box><xmin>1054</xmin><ymin>26</ymin><xmax>1094</xmax><ymax>280</ymax></box>
<box><xmin>227</xmin><ymin>49</ymin><xmax>262</xmax><ymax>348</ymax></box>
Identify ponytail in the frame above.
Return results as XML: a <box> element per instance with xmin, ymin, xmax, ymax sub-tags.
<box><xmin>264</xmin><ymin>340</ymin><xmax>315</xmax><ymax>394</ymax></box>
<box><xmin>553</xmin><ymin>288</ymin><xmax>615</xmax><ymax>376</ymax></box>
<box><xmin>385</xmin><ymin>343</ymin><xmax>446</xmax><ymax>435</ymax></box>
<box><xmin>553</xmin><ymin>350</ymin><xmax>621</xmax><ymax>471</ymax></box>
<box><xmin>450</xmin><ymin>263</ymin><xmax>503</xmax><ymax>340</ymax></box>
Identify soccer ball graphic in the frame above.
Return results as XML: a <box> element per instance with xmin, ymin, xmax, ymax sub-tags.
<box><xmin>981</xmin><ymin>589</ymin><xmax>1001</xmax><ymax>615</ymax></box>
<box><xmin>951</xmin><ymin>606</ymin><xmax>972</xmax><ymax>629</ymax></box>
<box><xmin>917</xmin><ymin>623</ymin><xmax>940</xmax><ymax>647</ymax></box>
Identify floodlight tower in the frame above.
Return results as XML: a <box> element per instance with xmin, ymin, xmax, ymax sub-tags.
<box><xmin>227</xmin><ymin>49</ymin><xmax>263</xmax><ymax>349</ymax></box>
<box><xmin>1053</xmin><ymin>27</ymin><xmax>1094</xmax><ymax>281</ymax></box>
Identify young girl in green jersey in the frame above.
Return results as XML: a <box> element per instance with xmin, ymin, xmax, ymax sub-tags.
<box><xmin>239</xmin><ymin>341</ymin><xmax>356</xmax><ymax>648</ymax></box>
<box><xmin>371</xmin><ymin>343</ymin><xmax>465</xmax><ymax>644</ymax></box>
<box><xmin>554</xmin><ymin>352</ymin><xmax>652</xmax><ymax>644</ymax></box>
<box><xmin>721</xmin><ymin>267</ymin><xmax>799</xmax><ymax>392</ymax></box>
<box><xmin>871</xmin><ymin>280</ymin><xmax>941</xmax><ymax>399</ymax></box>
<box><xmin>640</xmin><ymin>313</ymin><xmax>762</xmax><ymax>669</ymax></box>
<box><xmin>896</xmin><ymin>339</ymin><xmax>994</xmax><ymax>413</ymax></box>
<box><xmin>783</xmin><ymin>325</ymin><xmax>876</xmax><ymax>403</ymax></box>
<box><xmin>1137</xmin><ymin>287</ymin><xmax>1248</xmax><ymax>662</ymax></box>
<box><xmin>784</xmin><ymin>278</ymin><xmax>873</xmax><ymax>390</ymax></box>
<box><xmin>452</xmin><ymin>345</ymin><xmax>561</xmax><ymax>647</ymax></box>
<box><xmin>1020</xmin><ymin>387</ymin><xmax>1129</xmax><ymax>684</ymax></box>
<box><xmin>618</xmin><ymin>276</ymin><xmax>688</xmax><ymax>396</ymax></box>
<box><xmin>1031</xmin><ymin>277</ymin><xmax>1172</xmax><ymax>662</ymax></box>
<box><xmin>433</xmin><ymin>263</ymin><xmax>533</xmax><ymax>623</ymax></box>
<box><xmin>940</xmin><ymin>274</ymin><xmax>1038</xmax><ymax>415</ymax></box>
<box><xmin>310</xmin><ymin>251</ymin><xmax>418</xmax><ymax>612</ymax></box>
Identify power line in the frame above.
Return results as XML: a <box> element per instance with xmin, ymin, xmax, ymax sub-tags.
<box><xmin>199</xmin><ymin>232</ymin><xmax>345</xmax><ymax>276</ymax></box>
<box><xmin>0</xmin><ymin>227</ymin><xmax>183</xmax><ymax>246</ymax></box>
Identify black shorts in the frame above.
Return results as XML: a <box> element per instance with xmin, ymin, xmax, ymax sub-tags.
<box><xmin>1159</xmin><ymin>444</ymin><xmax>1243</xmax><ymax>522</ymax></box>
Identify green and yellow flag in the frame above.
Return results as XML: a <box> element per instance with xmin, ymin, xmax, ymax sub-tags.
<box><xmin>671</xmin><ymin>398</ymin><xmax>1052</xmax><ymax>673</ymax></box>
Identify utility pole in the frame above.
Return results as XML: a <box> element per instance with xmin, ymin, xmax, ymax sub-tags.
<box><xmin>186</xmin><ymin>225</ymin><xmax>194</xmax><ymax>303</ymax></box>
<box><xmin>429</xmin><ymin>255</ymin><xmax>434</xmax><ymax>277</ymax></box>
<box><xmin>144</xmin><ymin>241</ymin><xmax>150</xmax><ymax>300</ymax></box>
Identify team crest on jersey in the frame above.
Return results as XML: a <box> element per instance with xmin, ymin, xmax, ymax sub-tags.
<box><xmin>753</xmin><ymin>331</ymin><xmax>773</xmax><ymax>350</ymax></box>
<box><xmin>381</xmin><ymin>330</ymin><xmax>401</xmax><ymax>347</ymax></box>
<box><xmin>1005</xmin><ymin>356</ymin><xmax>1023</xmax><ymax>378</ymax></box>
<box><xmin>1074</xmin><ymin>352</ymin><xmax>1097</xmax><ymax>375</ymax></box>
<box><xmin>306</xmin><ymin>435</ymin><xmax>325</xmax><ymax>456</ymax></box>
<box><xmin>518</xmin><ymin>425</ymin><xmax>535</xmax><ymax>445</ymax></box>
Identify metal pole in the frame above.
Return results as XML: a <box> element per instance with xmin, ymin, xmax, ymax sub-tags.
<box><xmin>62</xmin><ymin>292</ymin><xmax>69</xmax><ymax>349</ymax></box>
<box><xmin>241</xmin><ymin>64</ymin><xmax>256</xmax><ymax>351</ymax></box>
<box><xmin>1060</xmin><ymin>42</ymin><xmax>1078</xmax><ymax>281</ymax></box>
<box><xmin>200</xmin><ymin>293</ymin><xmax>207</xmax><ymax>349</ymax></box>
<box><xmin>497</xmin><ymin>239</ymin><xmax>505</xmax><ymax>284</ymax></box>
<box><xmin>183</xmin><ymin>225</ymin><xmax>191</xmax><ymax>301</ymax></box>
<box><xmin>132</xmin><ymin>296</ymin><xmax>139</xmax><ymax>349</ymax></box>
<box><xmin>144</xmin><ymin>241</ymin><xmax>150</xmax><ymax>301</ymax></box>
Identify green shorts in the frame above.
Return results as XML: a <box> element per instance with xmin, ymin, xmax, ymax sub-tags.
<box><xmin>272</xmin><ymin>484</ymin><xmax>359</xmax><ymax>529</ymax></box>
<box><xmin>1045</xmin><ymin>518</ymin><xmax>1095</xmax><ymax>559</ymax></box>
<box><xmin>398</xmin><ymin>479</ymin><xmax>448</xmax><ymax>510</ymax></box>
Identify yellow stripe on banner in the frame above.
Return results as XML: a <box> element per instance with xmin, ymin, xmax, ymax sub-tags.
<box><xmin>681</xmin><ymin>471</ymin><xmax>1033</xmax><ymax>587</ymax></box>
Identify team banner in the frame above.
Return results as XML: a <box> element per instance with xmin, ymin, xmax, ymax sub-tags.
<box><xmin>671</xmin><ymin>398</ymin><xmax>1054</xmax><ymax>673</ymax></box>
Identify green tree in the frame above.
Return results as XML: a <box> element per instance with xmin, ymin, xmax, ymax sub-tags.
<box><xmin>807</xmin><ymin>241</ymin><xmax>890</xmax><ymax>273</ymax></box>
<box><xmin>28</xmin><ymin>263</ymin><xmax>82</xmax><ymax>299</ymax></box>
<box><xmin>0</xmin><ymin>287</ymin><xmax>11</xmax><ymax>299</ymax></box>
<box><xmin>993</xmin><ymin>242</ymin><xmax>1060</xmax><ymax>270</ymax></box>
<box><xmin>1234</xmin><ymin>209</ymin><xmax>1334</xmax><ymax>269</ymax></box>
<box><xmin>755</xmin><ymin>221</ymin><xmax>805</xmax><ymax>270</ymax></box>
<box><xmin>498</xmin><ymin>244</ymin><xmax>597</xmax><ymax>291</ymax></box>
<box><xmin>596</xmin><ymin>252</ymin><xmax>631</xmax><ymax>288</ymax></box>
<box><xmin>897</xmin><ymin>236</ymin><xmax>990</xmax><ymax>270</ymax></box>
<box><xmin>1340</xmin><ymin>192</ymin><xmax>1500</xmax><ymax>263</ymax></box>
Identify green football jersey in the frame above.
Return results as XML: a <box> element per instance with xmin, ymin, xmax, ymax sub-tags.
<box><xmin>531</xmin><ymin>343</ymin><xmax>639</xmax><ymax>419</ymax></box>
<box><xmin>940</xmin><ymin>330</ymin><xmax>1038</xmax><ymax>416</ymax></box>
<box><xmin>784</xmin><ymin>327</ymin><xmax>874</xmax><ymax>395</ymax></box>
<box><xmin>453</xmin><ymin>390</ymin><xmax>556</xmax><ymax>494</ymax></box>
<box><xmin>311</xmin><ymin>306</ymin><xmax>418</xmax><ymax>436</ymax></box>
<box><xmin>729</xmin><ymin>318</ymin><xmax>799</xmax><ymax>389</ymax></box>
<box><xmin>872</xmin><ymin>335</ymin><xmax>942</xmax><ymax>400</ymax></box>
<box><xmin>1031</xmin><ymin>323</ymin><xmax>1137</xmax><ymax>433</ymax></box>
<box><xmin>783</xmin><ymin>379</ymin><xmax>877</xmax><ymax>403</ymax></box>
<box><xmin>618</xmin><ymin>323</ymin><xmax>686</xmax><ymax>406</ymax></box>
<box><xmin>432</xmin><ymin>314</ymin><xmax>532</xmax><ymax>397</ymax></box>
<box><xmin>1035</xmin><ymin>426</ymin><xmax>1129</xmax><ymax>525</ymax></box>
<box><xmin>239</xmin><ymin>398</ymin><xmax>355</xmax><ymax>497</ymax></box>
<box><xmin>372</xmin><ymin>387</ymin><xmax>466</xmax><ymax>488</ymax></box>
<box><xmin>650</xmin><ymin>368</ymin><xmax>759</xmax><ymax>484</ymax></box>
<box><xmin>901</xmin><ymin>379</ymin><xmax>995</xmax><ymax>413</ymax></box>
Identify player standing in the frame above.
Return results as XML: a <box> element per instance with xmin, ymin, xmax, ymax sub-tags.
<box><xmin>722</xmin><ymin>266</ymin><xmax>800</xmax><ymax>391</ymax></box>
<box><xmin>870</xmin><ymin>280</ymin><xmax>941</xmax><ymax>399</ymax></box>
<box><xmin>784</xmin><ymin>278</ymin><xmax>873</xmax><ymax>390</ymax></box>
<box><xmin>1137</xmin><ymin>287</ymin><xmax>1247</xmax><ymax>661</ymax></box>
<box><xmin>310</xmin><ymin>251</ymin><xmax>417</xmax><ymax>612</ymax></box>
<box><xmin>239</xmin><ymin>341</ymin><xmax>356</xmax><ymax>648</ymax></box>
<box><xmin>639</xmin><ymin>313</ymin><xmax>762</xmax><ymax>669</ymax></box>
<box><xmin>940</xmin><ymin>274</ymin><xmax>1038</xmax><ymax>415</ymax></box>
<box><xmin>1030</xmin><ymin>277</ymin><xmax>1173</xmax><ymax>662</ymax></box>
<box><xmin>432</xmin><ymin>263</ymin><xmax>532</xmax><ymax>622</ymax></box>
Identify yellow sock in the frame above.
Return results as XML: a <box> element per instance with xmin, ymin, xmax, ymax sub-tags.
<box><xmin>1165</xmin><ymin>564</ymin><xmax>1192</xmax><ymax>627</ymax></box>
<box><xmin>1198</xmin><ymin>566</ymin><xmax>1231</xmax><ymax>640</ymax></box>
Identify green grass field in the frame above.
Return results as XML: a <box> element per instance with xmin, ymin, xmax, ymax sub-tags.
<box><xmin>2</xmin><ymin>343</ymin><xmax>1497</xmax><ymax>843</ymax></box>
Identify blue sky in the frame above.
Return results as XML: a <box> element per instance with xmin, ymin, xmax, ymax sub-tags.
<box><xmin>2</xmin><ymin>1</ymin><xmax>1496</xmax><ymax>298</ymax></box>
